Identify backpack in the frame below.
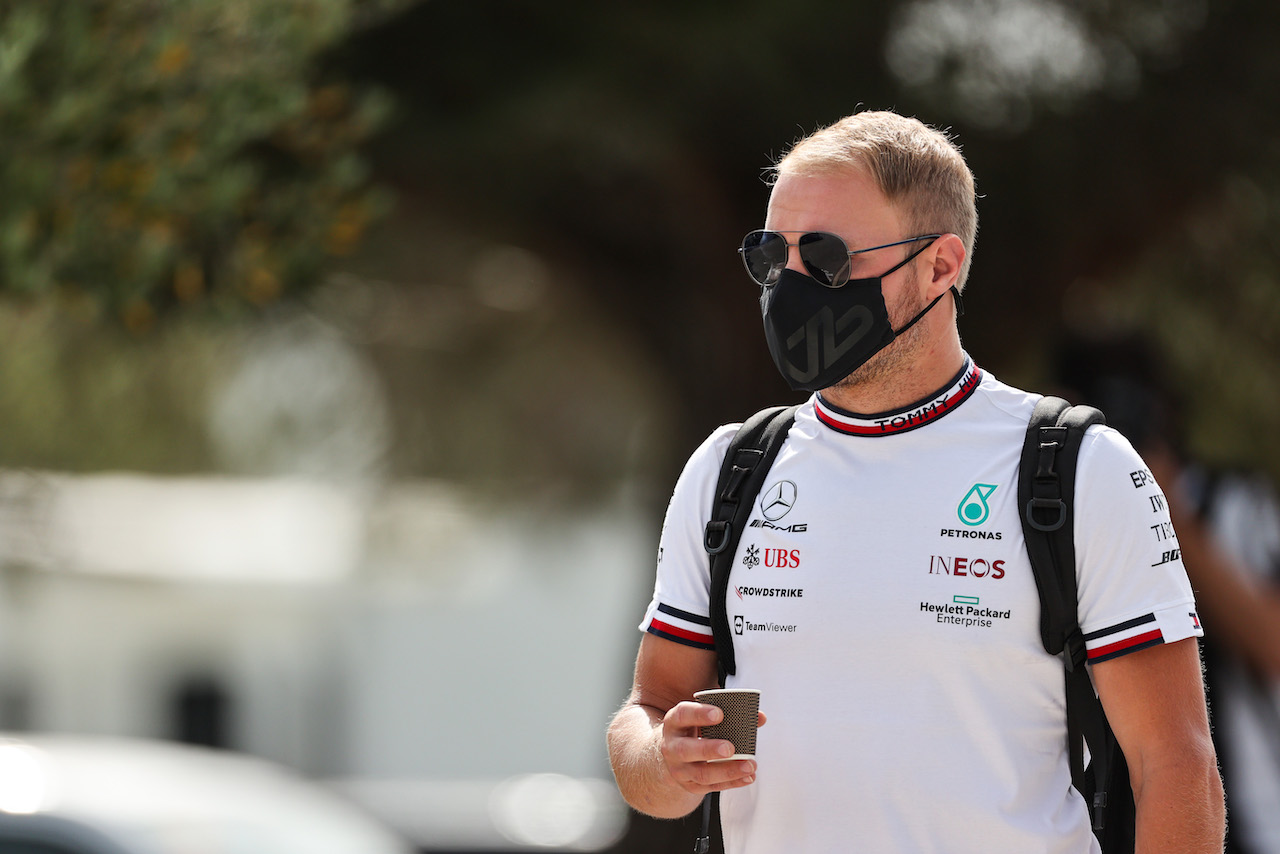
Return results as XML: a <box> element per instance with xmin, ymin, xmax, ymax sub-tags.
<box><xmin>695</xmin><ymin>395</ymin><xmax>1136</xmax><ymax>854</ymax></box>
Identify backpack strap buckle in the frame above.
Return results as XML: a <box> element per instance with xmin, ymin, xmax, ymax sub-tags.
<box><xmin>1063</xmin><ymin>626</ymin><xmax>1088</xmax><ymax>673</ymax></box>
<box><xmin>1027</xmin><ymin>426</ymin><xmax>1069</xmax><ymax>532</ymax></box>
<box><xmin>704</xmin><ymin>520</ymin><xmax>733</xmax><ymax>555</ymax></box>
<box><xmin>1026</xmin><ymin>497</ymin><xmax>1067</xmax><ymax>532</ymax></box>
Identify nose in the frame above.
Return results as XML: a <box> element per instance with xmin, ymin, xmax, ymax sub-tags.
<box><xmin>783</xmin><ymin>240</ymin><xmax>808</xmax><ymax>277</ymax></box>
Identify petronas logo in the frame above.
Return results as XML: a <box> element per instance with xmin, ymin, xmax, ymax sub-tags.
<box><xmin>958</xmin><ymin>484</ymin><xmax>998</xmax><ymax>526</ymax></box>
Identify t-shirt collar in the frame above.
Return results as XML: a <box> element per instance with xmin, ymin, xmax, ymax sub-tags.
<box><xmin>813</xmin><ymin>357</ymin><xmax>982</xmax><ymax>437</ymax></box>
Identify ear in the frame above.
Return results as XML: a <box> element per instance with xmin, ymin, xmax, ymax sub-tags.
<box><xmin>924</xmin><ymin>233</ymin><xmax>966</xmax><ymax>298</ymax></box>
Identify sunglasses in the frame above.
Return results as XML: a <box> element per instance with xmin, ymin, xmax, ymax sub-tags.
<box><xmin>739</xmin><ymin>230</ymin><xmax>941</xmax><ymax>288</ymax></box>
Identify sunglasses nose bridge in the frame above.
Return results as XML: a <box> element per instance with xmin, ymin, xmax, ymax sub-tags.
<box><xmin>771</xmin><ymin>241</ymin><xmax>800</xmax><ymax>280</ymax></box>
<box><xmin>775</xmin><ymin>236</ymin><xmax>814</xmax><ymax>281</ymax></box>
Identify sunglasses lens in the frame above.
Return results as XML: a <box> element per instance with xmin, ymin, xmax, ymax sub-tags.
<box><xmin>797</xmin><ymin>232</ymin><xmax>850</xmax><ymax>287</ymax></box>
<box><xmin>741</xmin><ymin>230</ymin><xmax>787</xmax><ymax>285</ymax></box>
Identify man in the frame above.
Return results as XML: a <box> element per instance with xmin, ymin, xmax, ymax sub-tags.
<box><xmin>606</xmin><ymin>110</ymin><xmax>1224</xmax><ymax>853</ymax></box>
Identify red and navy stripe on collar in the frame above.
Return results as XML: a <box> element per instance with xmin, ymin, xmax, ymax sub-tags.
<box><xmin>814</xmin><ymin>360</ymin><xmax>983</xmax><ymax>437</ymax></box>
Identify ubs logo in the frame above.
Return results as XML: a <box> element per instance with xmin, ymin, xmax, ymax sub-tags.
<box><xmin>760</xmin><ymin>480</ymin><xmax>797</xmax><ymax>521</ymax></box>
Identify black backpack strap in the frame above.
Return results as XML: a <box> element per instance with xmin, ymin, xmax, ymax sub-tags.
<box><xmin>1019</xmin><ymin>396</ymin><xmax>1103</xmax><ymax>663</ymax></box>
<box><xmin>695</xmin><ymin>404</ymin><xmax>797</xmax><ymax>854</ymax></box>
<box><xmin>1019</xmin><ymin>397</ymin><xmax>1134</xmax><ymax>848</ymax></box>
<box><xmin>704</xmin><ymin>405</ymin><xmax>799</xmax><ymax>687</ymax></box>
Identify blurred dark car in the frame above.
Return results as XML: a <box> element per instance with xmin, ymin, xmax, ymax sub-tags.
<box><xmin>0</xmin><ymin>733</ymin><xmax>415</xmax><ymax>854</ymax></box>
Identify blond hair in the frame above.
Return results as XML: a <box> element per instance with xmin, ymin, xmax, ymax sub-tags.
<box><xmin>771</xmin><ymin>111</ymin><xmax>978</xmax><ymax>289</ymax></box>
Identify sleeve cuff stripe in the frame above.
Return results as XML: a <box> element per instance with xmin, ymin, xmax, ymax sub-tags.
<box><xmin>1087</xmin><ymin>628</ymin><xmax>1164</xmax><ymax>663</ymax></box>
<box><xmin>1083</xmin><ymin>612</ymin><xmax>1156</xmax><ymax>642</ymax></box>
<box><xmin>656</xmin><ymin>603</ymin><xmax>712</xmax><ymax>626</ymax></box>
<box><xmin>646</xmin><ymin>624</ymin><xmax>716</xmax><ymax>651</ymax></box>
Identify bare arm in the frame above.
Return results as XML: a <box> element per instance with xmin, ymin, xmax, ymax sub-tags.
<box><xmin>1092</xmin><ymin>638</ymin><xmax>1225</xmax><ymax>854</ymax></box>
<box><xmin>606</xmin><ymin>633</ymin><xmax>761</xmax><ymax>819</ymax></box>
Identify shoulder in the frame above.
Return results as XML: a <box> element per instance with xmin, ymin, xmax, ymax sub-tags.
<box><xmin>666</xmin><ymin>423</ymin><xmax>742</xmax><ymax>509</ymax></box>
<box><xmin>670</xmin><ymin>410</ymin><xmax>801</xmax><ymax>502</ymax></box>
<box><xmin>696</xmin><ymin>403</ymin><xmax>811</xmax><ymax>463</ymax></box>
<box><xmin>696</xmin><ymin>421</ymin><xmax>745</xmax><ymax>461</ymax></box>
<box><xmin>969</xmin><ymin>367</ymin><xmax>1041</xmax><ymax>426</ymax></box>
<box><xmin>1077</xmin><ymin>423</ymin><xmax>1146</xmax><ymax>478</ymax></box>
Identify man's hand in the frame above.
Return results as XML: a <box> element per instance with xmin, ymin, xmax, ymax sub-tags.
<box><xmin>659</xmin><ymin>701</ymin><xmax>760</xmax><ymax>796</ymax></box>
<box><xmin>608</xmin><ymin>634</ymin><xmax>765</xmax><ymax>818</ymax></box>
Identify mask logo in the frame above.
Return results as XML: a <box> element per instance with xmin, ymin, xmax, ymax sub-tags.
<box><xmin>957</xmin><ymin>483</ymin><xmax>998</xmax><ymax>526</ymax></box>
<box><xmin>783</xmin><ymin>305</ymin><xmax>876</xmax><ymax>386</ymax></box>
<box><xmin>760</xmin><ymin>481</ymin><xmax>797</xmax><ymax>521</ymax></box>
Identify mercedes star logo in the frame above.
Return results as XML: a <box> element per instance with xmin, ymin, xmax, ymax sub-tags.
<box><xmin>760</xmin><ymin>480</ymin><xmax>797</xmax><ymax>521</ymax></box>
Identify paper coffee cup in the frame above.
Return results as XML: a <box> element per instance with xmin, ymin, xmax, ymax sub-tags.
<box><xmin>694</xmin><ymin>688</ymin><xmax>760</xmax><ymax>761</ymax></box>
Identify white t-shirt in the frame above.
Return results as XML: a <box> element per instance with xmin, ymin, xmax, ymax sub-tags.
<box><xmin>640</xmin><ymin>359</ymin><xmax>1203</xmax><ymax>854</ymax></box>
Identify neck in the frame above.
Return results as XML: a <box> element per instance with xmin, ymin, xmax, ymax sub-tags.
<box><xmin>818</xmin><ymin>334</ymin><xmax>966</xmax><ymax>415</ymax></box>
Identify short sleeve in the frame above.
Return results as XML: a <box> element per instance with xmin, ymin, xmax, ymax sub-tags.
<box><xmin>638</xmin><ymin>424</ymin><xmax>739</xmax><ymax>650</ymax></box>
<box><xmin>1073</xmin><ymin>426</ymin><xmax>1203</xmax><ymax>665</ymax></box>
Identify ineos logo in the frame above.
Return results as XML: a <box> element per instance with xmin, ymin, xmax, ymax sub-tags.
<box><xmin>760</xmin><ymin>480</ymin><xmax>797</xmax><ymax>521</ymax></box>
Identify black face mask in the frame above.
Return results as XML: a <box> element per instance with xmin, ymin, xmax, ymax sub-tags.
<box><xmin>761</xmin><ymin>268</ymin><xmax>961</xmax><ymax>393</ymax></box>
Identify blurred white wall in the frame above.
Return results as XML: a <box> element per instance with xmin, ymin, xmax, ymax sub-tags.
<box><xmin>0</xmin><ymin>471</ymin><xmax>651</xmax><ymax>849</ymax></box>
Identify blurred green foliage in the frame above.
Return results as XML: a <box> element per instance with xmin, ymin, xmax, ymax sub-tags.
<box><xmin>0</xmin><ymin>300</ymin><xmax>225</xmax><ymax>472</ymax></box>
<box><xmin>0</xmin><ymin>0</ymin><xmax>400</xmax><ymax>329</ymax></box>
<box><xmin>3</xmin><ymin>0</ymin><xmax>1280</xmax><ymax>485</ymax></box>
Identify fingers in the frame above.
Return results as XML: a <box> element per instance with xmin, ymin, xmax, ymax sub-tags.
<box><xmin>665</xmin><ymin>699</ymin><xmax>723</xmax><ymax>733</ymax></box>
<box><xmin>660</xmin><ymin>702</ymin><xmax>758</xmax><ymax>796</ymax></box>
<box><xmin>675</xmin><ymin>755</ymin><xmax>757</xmax><ymax>794</ymax></box>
